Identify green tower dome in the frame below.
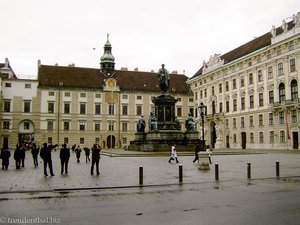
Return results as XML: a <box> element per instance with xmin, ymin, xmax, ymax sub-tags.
<box><xmin>100</xmin><ymin>34</ymin><xmax>115</xmax><ymax>76</ymax></box>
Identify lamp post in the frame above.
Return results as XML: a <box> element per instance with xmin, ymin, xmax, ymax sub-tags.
<box><xmin>198</xmin><ymin>102</ymin><xmax>207</xmax><ymax>151</ymax></box>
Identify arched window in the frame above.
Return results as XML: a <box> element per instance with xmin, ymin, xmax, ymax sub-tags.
<box><xmin>233</xmin><ymin>133</ymin><xmax>237</xmax><ymax>143</ymax></box>
<box><xmin>250</xmin><ymin>132</ymin><xmax>254</xmax><ymax>143</ymax></box>
<box><xmin>279</xmin><ymin>83</ymin><xmax>285</xmax><ymax>103</ymax></box>
<box><xmin>280</xmin><ymin>130</ymin><xmax>285</xmax><ymax>143</ymax></box>
<box><xmin>259</xmin><ymin>132</ymin><xmax>264</xmax><ymax>143</ymax></box>
<box><xmin>291</xmin><ymin>80</ymin><xmax>298</xmax><ymax>101</ymax></box>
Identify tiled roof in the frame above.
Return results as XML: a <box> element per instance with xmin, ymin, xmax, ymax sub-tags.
<box><xmin>38</xmin><ymin>65</ymin><xmax>191</xmax><ymax>94</ymax></box>
<box><xmin>190</xmin><ymin>20</ymin><xmax>295</xmax><ymax>79</ymax></box>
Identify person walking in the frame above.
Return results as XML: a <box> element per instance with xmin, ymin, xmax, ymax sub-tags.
<box><xmin>60</xmin><ymin>144</ymin><xmax>70</xmax><ymax>175</ymax></box>
<box><xmin>40</xmin><ymin>143</ymin><xmax>57</xmax><ymax>177</ymax></box>
<box><xmin>31</xmin><ymin>143</ymin><xmax>39</xmax><ymax>167</ymax></box>
<box><xmin>193</xmin><ymin>144</ymin><xmax>201</xmax><ymax>163</ymax></box>
<box><xmin>84</xmin><ymin>147</ymin><xmax>90</xmax><ymax>163</ymax></box>
<box><xmin>75</xmin><ymin>145</ymin><xmax>82</xmax><ymax>163</ymax></box>
<box><xmin>14</xmin><ymin>144</ymin><xmax>22</xmax><ymax>169</ymax></box>
<box><xmin>168</xmin><ymin>143</ymin><xmax>179</xmax><ymax>163</ymax></box>
<box><xmin>1</xmin><ymin>147</ymin><xmax>11</xmax><ymax>170</ymax></box>
<box><xmin>20</xmin><ymin>143</ymin><xmax>26</xmax><ymax>168</ymax></box>
<box><xmin>91</xmin><ymin>144</ymin><xmax>101</xmax><ymax>175</ymax></box>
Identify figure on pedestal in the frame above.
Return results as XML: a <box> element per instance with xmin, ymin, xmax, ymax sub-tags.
<box><xmin>149</xmin><ymin>112</ymin><xmax>157</xmax><ymax>131</ymax></box>
<box><xmin>185</xmin><ymin>113</ymin><xmax>195</xmax><ymax>132</ymax></box>
<box><xmin>157</xmin><ymin>64</ymin><xmax>170</xmax><ymax>93</ymax></box>
<box><xmin>137</xmin><ymin>115</ymin><xmax>146</xmax><ymax>132</ymax></box>
<box><xmin>175</xmin><ymin>116</ymin><xmax>181</xmax><ymax>130</ymax></box>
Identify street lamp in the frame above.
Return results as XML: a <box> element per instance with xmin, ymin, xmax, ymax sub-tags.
<box><xmin>198</xmin><ymin>102</ymin><xmax>207</xmax><ymax>151</ymax></box>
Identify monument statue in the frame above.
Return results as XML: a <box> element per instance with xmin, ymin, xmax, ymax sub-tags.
<box><xmin>137</xmin><ymin>115</ymin><xmax>146</xmax><ymax>132</ymax></box>
<box><xmin>175</xmin><ymin>116</ymin><xmax>181</xmax><ymax>130</ymax></box>
<box><xmin>157</xmin><ymin>64</ymin><xmax>170</xmax><ymax>93</ymax></box>
<box><xmin>149</xmin><ymin>112</ymin><xmax>158</xmax><ymax>131</ymax></box>
<box><xmin>185</xmin><ymin>113</ymin><xmax>196</xmax><ymax>132</ymax></box>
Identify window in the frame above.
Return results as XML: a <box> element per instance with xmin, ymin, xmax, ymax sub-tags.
<box><xmin>241</xmin><ymin>117</ymin><xmax>245</xmax><ymax>128</ymax></box>
<box><xmin>211</xmin><ymin>86</ymin><xmax>215</xmax><ymax>95</ymax></box>
<box><xmin>279</xmin><ymin>111</ymin><xmax>284</xmax><ymax>124</ymax></box>
<box><xmin>219</xmin><ymin>84</ymin><xmax>222</xmax><ymax>93</ymax></box>
<box><xmin>225</xmin><ymin>119</ymin><xmax>229</xmax><ymax>129</ymax></box>
<box><xmin>65</xmin><ymin>92</ymin><xmax>71</xmax><ymax>97</ymax></box>
<box><xmin>225</xmin><ymin>82</ymin><xmax>229</xmax><ymax>91</ymax></box>
<box><xmin>258</xmin><ymin>70</ymin><xmax>263</xmax><ymax>82</ymax></box>
<box><xmin>259</xmin><ymin>93</ymin><xmax>264</xmax><ymax>107</ymax></box>
<box><xmin>241</xmin><ymin>98</ymin><xmax>245</xmax><ymax>110</ymax></box>
<box><xmin>108</xmin><ymin>121</ymin><xmax>114</xmax><ymax>131</ymax></box>
<box><xmin>250</xmin><ymin>132</ymin><xmax>254</xmax><ymax>143</ymax></box>
<box><xmin>48</xmin><ymin>91</ymin><xmax>54</xmax><ymax>96</ymax></box>
<box><xmin>122</xmin><ymin>123</ymin><xmax>128</xmax><ymax>131</ymax></box>
<box><xmin>269</xmin><ymin>131</ymin><xmax>274</xmax><ymax>143</ymax></box>
<box><xmin>137</xmin><ymin>95</ymin><xmax>142</xmax><ymax>100</ymax></box>
<box><xmin>280</xmin><ymin>130</ymin><xmax>285</xmax><ymax>143</ymax></box>
<box><xmin>24</xmin><ymin>122</ymin><xmax>30</xmax><ymax>130</ymax></box>
<box><xmin>80</xmin><ymin>93</ymin><xmax>86</xmax><ymax>98</ymax></box>
<box><xmin>291</xmin><ymin>80</ymin><xmax>298</xmax><ymax>101</ymax></box>
<box><xmin>177</xmin><ymin>98</ymin><xmax>182</xmax><ymax>102</ymax></box>
<box><xmin>268</xmin><ymin>66</ymin><xmax>273</xmax><ymax>79</ymax></box>
<box><xmin>290</xmin><ymin>58</ymin><xmax>296</xmax><ymax>72</ymax></box>
<box><xmin>95</xmin><ymin>138</ymin><xmax>100</xmax><ymax>144</ymax></box>
<box><xmin>3</xmin><ymin>101</ymin><xmax>10</xmax><ymax>112</ymax></box>
<box><xmin>48</xmin><ymin>137</ymin><xmax>53</xmax><ymax>145</ymax></box>
<box><xmin>122</xmin><ymin>105</ymin><xmax>128</xmax><ymax>115</ymax></box>
<box><xmin>122</xmin><ymin>137</ymin><xmax>127</xmax><ymax>145</ymax></box>
<box><xmin>233</xmin><ymin>99</ymin><xmax>237</xmax><ymax>111</ymax></box>
<box><xmin>204</xmin><ymin>89</ymin><xmax>207</xmax><ymax>97</ymax></box>
<box><xmin>25</xmin><ymin>84</ymin><xmax>31</xmax><ymax>89</ymax></box>
<box><xmin>64</xmin><ymin>137</ymin><xmax>69</xmax><ymax>144</ymax></box>
<box><xmin>95</xmin><ymin>93</ymin><xmax>101</xmax><ymax>98</ymax></box>
<box><xmin>269</xmin><ymin>91</ymin><xmax>274</xmax><ymax>104</ymax></box>
<box><xmin>24</xmin><ymin>101</ymin><xmax>31</xmax><ymax>113</ymax></box>
<box><xmin>64</xmin><ymin>103</ymin><xmax>70</xmax><ymax>114</ymax></box>
<box><xmin>80</xmin><ymin>103</ymin><xmax>86</xmax><ymax>114</ymax></box>
<box><xmin>5</xmin><ymin>83</ymin><xmax>11</xmax><ymax>88</ymax></box>
<box><xmin>109</xmin><ymin>104</ymin><xmax>114</xmax><ymax>115</ymax></box>
<box><xmin>233</xmin><ymin>133</ymin><xmax>237</xmax><ymax>143</ymax></box>
<box><xmin>219</xmin><ymin>102</ymin><xmax>223</xmax><ymax>113</ymax></box>
<box><xmin>278</xmin><ymin>62</ymin><xmax>283</xmax><ymax>75</ymax></box>
<box><xmin>259</xmin><ymin>132</ymin><xmax>264</xmax><ymax>143</ymax></box>
<box><xmin>136</xmin><ymin>105</ymin><xmax>142</xmax><ymax>116</ymax></box>
<box><xmin>122</xmin><ymin>95</ymin><xmax>128</xmax><ymax>99</ymax></box>
<box><xmin>177</xmin><ymin>107</ymin><xmax>182</xmax><ymax>117</ymax></box>
<box><xmin>240</xmin><ymin>77</ymin><xmax>245</xmax><ymax>87</ymax></box>
<box><xmin>269</xmin><ymin>113</ymin><xmax>274</xmax><ymax>125</ymax></box>
<box><xmin>95</xmin><ymin>122</ymin><xmax>101</xmax><ymax>131</ymax></box>
<box><xmin>79</xmin><ymin>122</ymin><xmax>86</xmax><ymax>131</ymax></box>
<box><xmin>48</xmin><ymin>102</ymin><xmax>54</xmax><ymax>113</ymax></box>
<box><xmin>226</xmin><ymin>101</ymin><xmax>230</xmax><ymax>112</ymax></box>
<box><xmin>47</xmin><ymin>121</ymin><xmax>54</xmax><ymax>131</ymax></box>
<box><xmin>3</xmin><ymin>121</ymin><xmax>10</xmax><ymax>129</ymax></box>
<box><xmin>249</xmin><ymin>115</ymin><xmax>254</xmax><ymax>127</ymax></box>
<box><xmin>233</xmin><ymin>118</ymin><xmax>236</xmax><ymax>128</ymax></box>
<box><xmin>250</xmin><ymin>95</ymin><xmax>254</xmax><ymax>109</ymax></box>
<box><xmin>95</xmin><ymin>103</ymin><xmax>101</xmax><ymax>115</ymax></box>
<box><xmin>249</xmin><ymin>73</ymin><xmax>253</xmax><ymax>85</ymax></box>
<box><xmin>291</xmin><ymin>110</ymin><xmax>297</xmax><ymax>123</ymax></box>
<box><xmin>233</xmin><ymin>79</ymin><xmax>236</xmax><ymax>89</ymax></box>
<box><xmin>64</xmin><ymin>122</ymin><xmax>70</xmax><ymax>131</ymax></box>
<box><xmin>80</xmin><ymin>138</ymin><xmax>84</xmax><ymax>144</ymax></box>
<box><xmin>200</xmin><ymin>90</ymin><xmax>203</xmax><ymax>99</ymax></box>
<box><xmin>279</xmin><ymin>83</ymin><xmax>285</xmax><ymax>103</ymax></box>
<box><xmin>259</xmin><ymin>114</ymin><xmax>263</xmax><ymax>126</ymax></box>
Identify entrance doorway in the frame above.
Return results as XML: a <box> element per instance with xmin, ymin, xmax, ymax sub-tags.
<box><xmin>241</xmin><ymin>132</ymin><xmax>246</xmax><ymax>149</ymax></box>
<box><xmin>210</xmin><ymin>121</ymin><xmax>216</xmax><ymax>148</ymax></box>
<box><xmin>3</xmin><ymin>136</ymin><xmax>8</xmax><ymax>148</ymax></box>
<box><xmin>107</xmin><ymin>135</ymin><xmax>116</xmax><ymax>148</ymax></box>
<box><xmin>292</xmin><ymin>132</ymin><xmax>299</xmax><ymax>149</ymax></box>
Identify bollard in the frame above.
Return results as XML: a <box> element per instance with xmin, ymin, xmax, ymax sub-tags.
<box><xmin>247</xmin><ymin>162</ymin><xmax>251</xmax><ymax>179</ymax></box>
<box><xmin>139</xmin><ymin>166</ymin><xmax>143</xmax><ymax>186</ymax></box>
<box><xmin>215</xmin><ymin>163</ymin><xmax>219</xmax><ymax>181</ymax></box>
<box><xmin>179</xmin><ymin>164</ymin><xmax>183</xmax><ymax>183</ymax></box>
<box><xmin>276</xmin><ymin>161</ymin><xmax>280</xmax><ymax>178</ymax></box>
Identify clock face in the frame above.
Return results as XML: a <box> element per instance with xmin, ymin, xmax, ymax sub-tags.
<box><xmin>108</xmin><ymin>80</ymin><xmax>115</xmax><ymax>88</ymax></box>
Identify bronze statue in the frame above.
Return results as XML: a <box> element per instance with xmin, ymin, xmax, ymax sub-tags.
<box><xmin>157</xmin><ymin>64</ymin><xmax>170</xmax><ymax>93</ymax></box>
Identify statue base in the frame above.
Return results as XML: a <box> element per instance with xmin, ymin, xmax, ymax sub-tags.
<box><xmin>198</xmin><ymin>152</ymin><xmax>211</xmax><ymax>170</ymax></box>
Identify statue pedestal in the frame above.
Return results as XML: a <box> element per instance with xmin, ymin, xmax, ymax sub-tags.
<box><xmin>214</xmin><ymin>139</ymin><xmax>223</xmax><ymax>149</ymax></box>
<box><xmin>198</xmin><ymin>151</ymin><xmax>210</xmax><ymax>170</ymax></box>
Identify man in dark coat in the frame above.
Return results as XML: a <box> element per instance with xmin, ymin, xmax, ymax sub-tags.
<box><xmin>193</xmin><ymin>144</ymin><xmax>201</xmax><ymax>163</ymax></box>
<box><xmin>20</xmin><ymin>143</ymin><xmax>26</xmax><ymax>168</ymax></box>
<box><xmin>91</xmin><ymin>144</ymin><xmax>101</xmax><ymax>175</ymax></box>
<box><xmin>60</xmin><ymin>144</ymin><xmax>70</xmax><ymax>175</ymax></box>
<box><xmin>14</xmin><ymin>144</ymin><xmax>22</xmax><ymax>169</ymax></box>
<box><xmin>84</xmin><ymin>147</ymin><xmax>90</xmax><ymax>163</ymax></box>
<box><xmin>31</xmin><ymin>143</ymin><xmax>39</xmax><ymax>167</ymax></box>
<box><xmin>40</xmin><ymin>143</ymin><xmax>58</xmax><ymax>176</ymax></box>
<box><xmin>1</xmin><ymin>147</ymin><xmax>11</xmax><ymax>170</ymax></box>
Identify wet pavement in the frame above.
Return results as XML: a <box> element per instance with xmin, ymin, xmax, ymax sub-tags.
<box><xmin>0</xmin><ymin>150</ymin><xmax>299</xmax><ymax>225</ymax></box>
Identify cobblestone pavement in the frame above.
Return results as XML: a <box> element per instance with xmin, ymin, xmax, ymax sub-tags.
<box><xmin>0</xmin><ymin>150</ymin><xmax>299</xmax><ymax>192</ymax></box>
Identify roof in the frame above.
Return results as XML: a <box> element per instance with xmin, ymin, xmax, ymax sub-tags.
<box><xmin>0</xmin><ymin>63</ymin><xmax>18</xmax><ymax>79</ymax></box>
<box><xmin>38</xmin><ymin>65</ymin><xmax>191</xmax><ymax>94</ymax></box>
<box><xmin>190</xmin><ymin>20</ymin><xmax>295</xmax><ymax>79</ymax></box>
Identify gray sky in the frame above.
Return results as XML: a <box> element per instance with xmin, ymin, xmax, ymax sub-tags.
<box><xmin>1</xmin><ymin>0</ymin><xmax>299</xmax><ymax>78</ymax></box>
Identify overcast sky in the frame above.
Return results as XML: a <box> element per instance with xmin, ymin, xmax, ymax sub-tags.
<box><xmin>1</xmin><ymin>0</ymin><xmax>299</xmax><ymax>78</ymax></box>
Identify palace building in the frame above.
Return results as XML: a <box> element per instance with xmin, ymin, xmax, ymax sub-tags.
<box><xmin>0</xmin><ymin>38</ymin><xmax>193</xmax><ymax>149</ymax></box>
<box><xmin>187</xmin><ymin>12</ymin><xmax>300</xmax><ymax>150</ymax></box>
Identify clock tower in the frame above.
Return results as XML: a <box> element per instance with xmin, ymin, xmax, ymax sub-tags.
<box><xmin>100</xmin><ymin>34</ymin><xmax>115</xmax><ymax>76</ymax></box>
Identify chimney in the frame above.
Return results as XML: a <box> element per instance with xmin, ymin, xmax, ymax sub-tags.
<box><xmin>172</xmin><ymin>70</ymin><xmax>178</xmax><ymax>74</ymax></box>
<box><xmin>37</xmin><ymin>59</ymin><xmax>41</xmax><ymax>68</ymax></box>
<box><xmin>134</xmin><ymin>67</ymin><xmax>138</xmax><ymax>71</ymax></box>
<box><xmin>5</xmin><ymin>58</ymin><xmax>9</xmax><ymax>67</ymax></box>
<box><xmin>121</xmin><ymin>67</ymin><xmax>128</xmax><ymax>71</ymax></box>
<box><xmin>68</xmin><ymin>63</ymin><xmax>75</xmax><ymax>67</ymax></box>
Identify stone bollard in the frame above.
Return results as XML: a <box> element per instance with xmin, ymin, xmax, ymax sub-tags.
<box><xmin>247</xmin><ymin>162</ymin><xmax>251</xmax><ymax>179</ymax></box>
<box><xmin>198</xmin><ymin>151</ymin><xmax>210</xmax><ymax>170</ymax></box>
<box><xmin>179</xmin><ymin>164</ymin><xmax>183</xmax><ymax>183</ymax></box>
<box><xmin>215</xmin><ymin>163</ymin><xmax>219</xmax><ymax>181</ymax></box>
<box><xmin>139</xmin><ymin>166</ymin><xmax>143</xmax><ymax>186</ymax></box>
<box><xmin>276</xmin><ymin>161</ymin><xmax>280</xmax><ymax>178</ymax></box>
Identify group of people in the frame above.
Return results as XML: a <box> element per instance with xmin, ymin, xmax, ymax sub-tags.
<box><xmin>0</xmin><ymin>142</ymin><xmax>102</xmax><ymax>176</ymax></box>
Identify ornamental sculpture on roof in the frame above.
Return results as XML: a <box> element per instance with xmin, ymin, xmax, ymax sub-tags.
<box><xmin>202</xmin><ymin>54</ymin><xmax>224</xmax><ymax>73</ymax></box>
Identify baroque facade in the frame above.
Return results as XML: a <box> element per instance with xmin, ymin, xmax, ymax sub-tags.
<box><xmin>187</xmin><ymin>13</ymin><xmax>300</xmax><ymax>150</ymax></box>
<box><xmin>0</xmin><ymin>39</ymin><xmax>193</xmax><ymax>149</ymax></box>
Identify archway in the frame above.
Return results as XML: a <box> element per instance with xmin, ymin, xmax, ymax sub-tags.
<box><xmin>107</xmin><ymin>135</ymin><xmax>116</xmax><ymax>148</ymax></box>
<box><xmin>210</xmin><ymin>121</ymin><xmax>216</xmax><ymax>148</ymax></box>
<box><xmin>18</xmin><ymin>120</ymin><xmax>35</xmax><ymax>144</ymax></box>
